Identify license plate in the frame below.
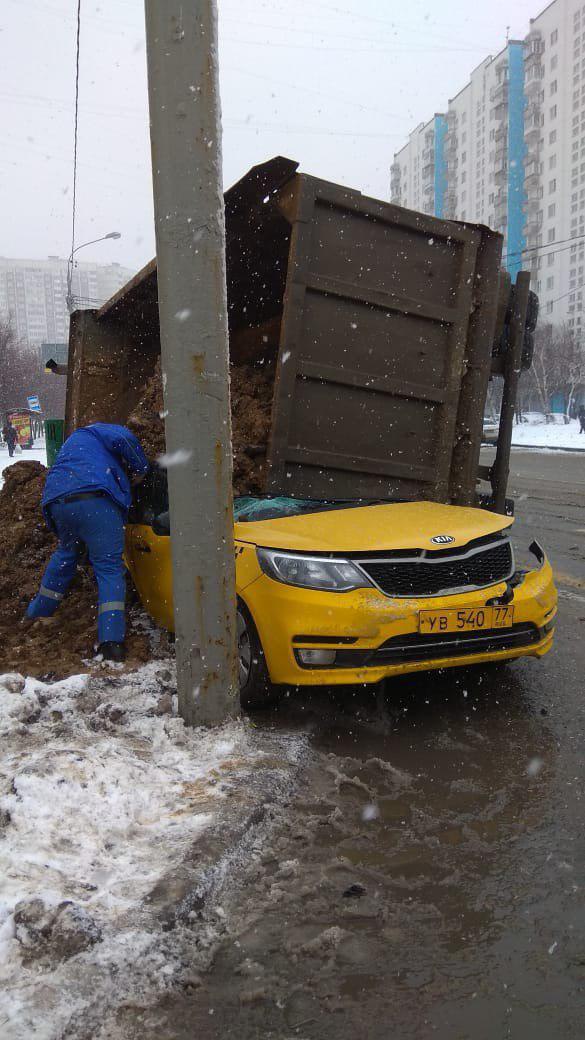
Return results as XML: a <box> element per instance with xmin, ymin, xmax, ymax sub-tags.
<box><xmin>418</xmin><ymin>605</ymin><xmax>515</xmax><ymax>635</ymax></box>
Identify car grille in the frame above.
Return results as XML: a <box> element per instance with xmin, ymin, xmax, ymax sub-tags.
<box><xmin>372</xmin><ymin>624</ymin><xmax>540</xmax><ymax>663</ymax></box>
<box><xmin>357</xmin><ymin>538</ymin><xmax>513</xmax><ymax>597</ymax></box>
<box><xmin>331</xmin><ymin>623</ymin><xmax>543</xmax><ymax>668</ymax></box>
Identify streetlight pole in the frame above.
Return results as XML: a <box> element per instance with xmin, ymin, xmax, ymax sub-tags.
<box><xmin>144</xmin><ymin>0</ymin><xmax>238</xmax><ymax>725</ymax></box>
<box><xmin>66</xmin><ymin>231</ymin><xmax>121</xmax><ymax>313</ymax></box>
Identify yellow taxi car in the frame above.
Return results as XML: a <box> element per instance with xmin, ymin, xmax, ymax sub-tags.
<box><xmin>125</xmin><ymin>473</ymin><xmax>557</xmax><ymax>709</ymax></box>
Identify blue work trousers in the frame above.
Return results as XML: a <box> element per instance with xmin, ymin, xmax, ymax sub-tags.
<box><xmin>27</xmin><ymin>495</ymin><xmax>126</xmax><ymax>643</ymax></box>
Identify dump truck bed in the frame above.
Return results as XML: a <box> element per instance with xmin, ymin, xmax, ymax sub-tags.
<box><xmin>65</xmin><ymin>156</ymin><xmax>504</xmax><ymax>506</ymax></box>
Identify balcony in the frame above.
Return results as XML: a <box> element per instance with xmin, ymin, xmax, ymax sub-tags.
<box><xmin>490</xmin><ymin>80</ymin><xmax>509</xmax><ymax>105</ymax></box>
<box><xmin>422</xmin><ymin>180</ymin><xmax>434</xmax><ymax>197</ymax></box>
<box><xmin>524</xmin><ymin>39</ymin><xmax>544</xmax><ymax>67</ymax></box>
<box><xmin>523</xmin><ymin>194</ymin><xmax>541</xmax><ymax>215</ymax></box>
<box><xmin>494</xmin><ymin>191</ymin><xmax>508</xmax><ymax>218</ymax></box>
<box><xmin>525</xmin><ymin>183</ymin><xmax>543</xmax><ymax>203</ymax></box>
<box><xmin>525</xmin><ymin>113</ymin><xmax>543</xmax><ymax>143</ymax></box>
<box><xmin>525</xmin><ymin>70</ymin><xmax>544</xmax><ymax>97</ymax></box>
<box><xmin>524</xmin><ymin>159</ymin><xmax>541</xmax><ymax>187</ymax></box>
<box><xmin>492</xmin><ymin>100</ymin><xmax>508</xmax><ymax>123</ymax></box>
<box><xmin>422</xmin><ymin>160</ymin><xmax>435</xmax><ymax>179</ymax></box>
<box><xmin>524</xmin><ymin>213</ymin><xmax>542</xmax><ymax>234</ymax></box>
<box><xmin>422</xmin><ymin>145</ymin><xmax>433</xmax><ymax>163</ymax></box>
<box><xmin>443</xmin><ymin>190</ymin><xmax>457</xmax><ymax>218</ymax></box>
<box><xmin>524</xmin><ymin>29</ymin><xmax>543</xmax><ymax>49</ymax></box>
<box><xmin>494</xmin><ymin>162</ymin><xmax>508</xmax><ymax>187</ymax></box>
<box><xmin>494</xmin><ymin>123</ymin><xmax>508</xmax><ymax>144</ymax></box>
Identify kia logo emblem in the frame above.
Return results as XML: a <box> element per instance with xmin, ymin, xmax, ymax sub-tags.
<box><xmin>431</xmin><ymin>534</ymin><xmax>455</xmax><ymax>544</ymax></box>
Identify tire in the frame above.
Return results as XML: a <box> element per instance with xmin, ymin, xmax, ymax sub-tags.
<box><xmin>237</xmin><ymin>601</ymin><xmax>282</xmax><ymax>711</ymax></box>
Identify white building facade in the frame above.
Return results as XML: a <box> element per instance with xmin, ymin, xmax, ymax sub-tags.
<box><xmin>391</xmin><ymin>42</ymin><xmax>526</xmax><ymax>279</ymax></box>
<box><xmin>523</xmin><ymin>0</ymin><xmax>585</xmax><ymax>333</ymax></box>
<box><xmin>391</xmin><ymin>0</ymin><xmax>585</xmax><ymax>333</ymax></box>
<box><xmin>0</xmin><ymin>257</ymin><xmax>132</xmax><ymax>349</ymax></box>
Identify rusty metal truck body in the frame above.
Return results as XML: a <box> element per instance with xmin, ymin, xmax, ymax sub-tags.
<box><xmin>65</xmin><ymin>156</ymin><xmax>528</xmax><ymax>511</ymax></box>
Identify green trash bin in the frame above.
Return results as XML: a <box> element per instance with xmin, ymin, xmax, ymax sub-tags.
<box><xmin>45</xmin><ymin>419</ymin><xmax>65</xmax><ymax>467</ymax></box>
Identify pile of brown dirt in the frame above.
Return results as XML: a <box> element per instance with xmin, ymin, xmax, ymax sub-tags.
<box><xmin>230</xmin><ymin>359</ymin><xmax>275</xmax><ymax>494</ymax></box>
<box><xmin>0</xmin><ymin>461</ymin><xmax>152</xmax><ymax>679</ymax></box>
<box><xmin>127</xmin><ymin>358</ymin><xmax>165</xmax><ymax>459</ymax></box>
<box><xmin>127</xmin><ymin>357</ymin><xmax>276</xmax><ymax>495</ymax></box>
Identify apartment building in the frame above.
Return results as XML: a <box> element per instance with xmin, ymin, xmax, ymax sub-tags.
<box><xmin>0</xmin><ymin>257</ymin><xmax>132</xmax><ymax>348</ymax></box>
<box><xmin>523</xmin><ymin>0</ymin><xmax>585</xmax><ymax>333</ymax></box>
<box><xmin>389</xmin><ymin>115</ymin><xmax>447</xmax><ymax>217</ymax></box>
<box><xmin>391</xmin><ymin>0</ymin><xmax>585</xmax><ymax>331</ymax></box>
<box><xmin>391</xmin><ymin>42</ymin><xmax>526</xmax><ymax>277</ymax></box>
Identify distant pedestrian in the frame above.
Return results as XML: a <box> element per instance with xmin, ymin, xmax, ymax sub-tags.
<box><xmin>2</xmin><ymin>421</ymin><xmax>17</xmax><ymax>457</ymax></box>
<box><xmin>579</xmin><ymin>405</ymin><xmax>585</xmax><ymax>434</ymax></box>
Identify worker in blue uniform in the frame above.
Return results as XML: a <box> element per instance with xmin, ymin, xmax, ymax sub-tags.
<box><xmin>26</xmin><ymin>423</ymin><xmax>149</xmax><ymax>661</ymax></box>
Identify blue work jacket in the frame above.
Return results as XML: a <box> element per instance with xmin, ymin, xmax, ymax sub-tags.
<box><xmin>42</xmin><ymin>423</ymin><xmax>149</xmax><ymax>522</ymax></box>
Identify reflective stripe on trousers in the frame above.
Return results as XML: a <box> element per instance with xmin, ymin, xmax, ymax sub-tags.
<box><xmin>27</xmin><ymin>495</ymin><xmax>126</xmax><ymax>643</ymax></box>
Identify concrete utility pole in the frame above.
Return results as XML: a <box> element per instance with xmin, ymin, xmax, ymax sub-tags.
<box><xmin>144</xmin><ymin>0</ymin><xmax>238</xmax><ymax>724</ymax></box>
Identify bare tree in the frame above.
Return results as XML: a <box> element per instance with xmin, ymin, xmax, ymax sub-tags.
<box><xmin>554</xmin><ymin>323</ymin><xmax>585</xmax><ymax>417</ymax></box>
<box><xmin>525</xmin><ymin>322</ymin><xmax>585</xmax><ymax>419</ymax></box>
<box><xmin>527</xmin><ymin>323</ymin><xmax>554</xmax><ymax>415</ymax></box>
<box><xmin>0</xmin><ymin>313</ymin><xmax>66</xmax><ymax>420</ymax></box>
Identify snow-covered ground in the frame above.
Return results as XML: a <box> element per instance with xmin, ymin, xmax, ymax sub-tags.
<box><xmin>511</xmin><ymin>418</ymin><xmax>585</xmax><ymax>451</ymax></box>
<box><xmin>0</xmin><ymin>664</ymin><xmax>305</xmax><ymax>1039</ymax></box>
<box><xmin>0</xmin><ymin>445</ymin><xmax>47</xmax><ymax>487</ymax></box>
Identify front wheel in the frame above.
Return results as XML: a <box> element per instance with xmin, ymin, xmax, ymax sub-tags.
<box><xmin>237</xmin><ymin>602</ymin><xmax>282</xmax><ymax>711</ymax></box>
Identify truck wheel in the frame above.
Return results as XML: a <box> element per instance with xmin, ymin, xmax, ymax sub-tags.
<box><xmin>237</xmin><ymin>602</ymin><xmax>281</xmax><ymax>711</ymax></box>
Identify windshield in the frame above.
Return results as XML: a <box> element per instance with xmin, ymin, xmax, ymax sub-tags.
<box><xmin>130</xmin><ymin>471</ymin><xmax>378</xmax><ymax>526</ymax></box>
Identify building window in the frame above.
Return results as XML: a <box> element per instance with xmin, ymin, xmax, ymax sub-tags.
<box><xmin>548</xmin><ymin>203</ymin><xmax>556</xmax><ymax>218</ymax></box>
<box><xmin>550</xmin><ymin>104</ymin><xmax>557</xmax><ymax>119</ymax></box>
<box><xmin>549</xmin><ymin>178</ymin><xmax>556</xmax><ymax>193</ymax></box>
<box><xmin>551</xmin><ymin>80</ymin><xmax>558</xmax><ymax>95</ymax></box>
<box><xmin>546</xmin><ymin>301</ymin><xmax>554</xmax><ymax>315</ymax></box>
<box><xmin>548</xmin><ymin>252</ymin><xmax>555</xmax><ymax>266</ymax></box>
<box><xmin>548</xmin><ymin>227</ymin><xmax>556</xmax><ymax>243</ymax></box>
<box><xmin>546</xmin><ymin>276</ymin><xmax>555</xmax><ymax>290</ymax></box>
<box><xmin>550</xmin><ymin>129</ymin><xmax>557</xmax><ymax>144</ymax></box>
<box><xmin>549</xmin><ymin>154</ymin><xmax>557</xmax><ymax>169</ymax></box>
<box><xmin>551</xmin><ymin>29</ymin><xmax>558</xmax><ymax>44</ymax></box>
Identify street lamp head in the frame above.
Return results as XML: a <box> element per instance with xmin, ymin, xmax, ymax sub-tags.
<box><xmin>105</xmin><ymin>232</ymin><xmax>121</xmax><ymax>240</ymax></box>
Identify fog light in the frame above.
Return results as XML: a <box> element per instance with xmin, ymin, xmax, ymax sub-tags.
<box><xmin>297</xmin><ymin>648</ymin><xmax>337</xmax><ymax>666</ymax></box>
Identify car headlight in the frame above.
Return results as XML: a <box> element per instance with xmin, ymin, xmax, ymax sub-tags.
<box><xmin>257</xmin><ymin>548</ymin><xmax>372</xmax><ymax>592</ymax></box>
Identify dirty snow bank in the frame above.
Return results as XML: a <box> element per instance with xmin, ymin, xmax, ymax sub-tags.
<box><xmin>0</xmin><ymin>664</ymin><xmax>305</xmax><ymax>1039</ymax></box>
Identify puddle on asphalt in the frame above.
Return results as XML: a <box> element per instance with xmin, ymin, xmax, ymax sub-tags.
<box><xmin>140</xmin><ymin>646</ymin><xmax>585</xmax><ymax>1040</ymax></box>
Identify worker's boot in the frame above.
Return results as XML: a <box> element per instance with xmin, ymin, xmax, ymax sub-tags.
<box><xmin>98</xmin><ymin>641</ymin><xmax>126</xmax><ymax>663</ymax></box>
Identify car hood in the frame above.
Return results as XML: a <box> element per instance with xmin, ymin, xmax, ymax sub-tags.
<box><xmin>234</xmin><ymin>500</ymin><xmax>513</xmax><ymax>554</ymax></box>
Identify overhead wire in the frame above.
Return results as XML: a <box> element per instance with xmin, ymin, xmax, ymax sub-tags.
<box><xmin>70</xmin><ymin>0</ymin><xmax>82</xmax><ymax>273</ymax></box>
<box><xmin>503</xmin><ymin>231</ymin><xmax>585</xmax><ymax>261</ymax></box>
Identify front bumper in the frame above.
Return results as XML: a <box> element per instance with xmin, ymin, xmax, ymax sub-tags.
<box><xmin>241</xmin><ymin>555</ymin><xmax>557</xmax><ymax>686</ymax></box>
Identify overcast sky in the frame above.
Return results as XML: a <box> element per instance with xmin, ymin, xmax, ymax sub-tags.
<box><xmin>1</xmin><ymin>0</ymin><xmax>541</xmax><ymax>273</ymax></box>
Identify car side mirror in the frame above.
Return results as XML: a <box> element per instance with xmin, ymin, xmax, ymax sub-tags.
<box><xmin>152</xmin><ymin>511</ymin><xmax>170</xmax><ymax>536</ymax></box>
